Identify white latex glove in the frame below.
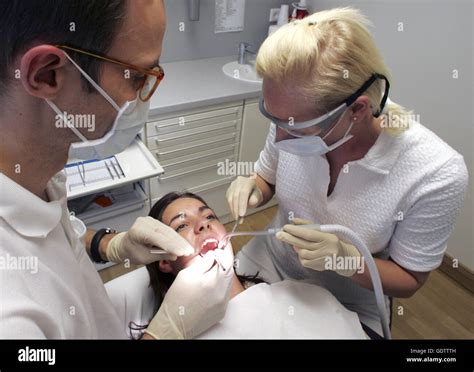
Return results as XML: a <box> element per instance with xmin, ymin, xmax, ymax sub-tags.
<box><xmin>226</xmin><ymin>175</ymin><xmax>263</xmax><ymax>220</ymax></box>
<box><xmin>144</xmin><ymin>250</ymin><xmax>234</xmax><ymax>339</ymax></box>
<box><xmin>276</xmin><ymin>218</ymin><xmax>362</xmax><ymax>277</ymax></box>
<box><xmin>106</xmin><ymin>216</ymin><xmax>194</xmax><ymax>264</ymax></box>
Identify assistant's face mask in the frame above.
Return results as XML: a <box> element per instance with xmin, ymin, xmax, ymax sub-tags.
<box><xmin>275</xmin><ymin>109</ymin><xmax>355</xmax><ymax>157</ymax></box>
<box><xmin>45</xmin><ymin>52</ymin><xmax>150</xmax><ymax>160</ymax></box>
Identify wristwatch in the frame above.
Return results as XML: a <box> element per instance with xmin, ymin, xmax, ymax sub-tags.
<box><xmin>90</xmin><ymin>228</ymin><xmax>116</xmax><ymax>263</ymax></box>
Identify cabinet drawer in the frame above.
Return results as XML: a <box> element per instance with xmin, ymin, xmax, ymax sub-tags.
<box><xmin>158</xmin><ymin>144</ymin><xmax>237</xmax><ymax>173</ymax></box>
<box><xmin>147</xmin><ymin>106</ymin><xmax>242</xmax><ymax>137</ymax></box>
<box><xmin>149</xmin><ymin>132</ymin><xmax>238</xmax><ymax>161</ymax></box>
<box><xmin>150</xmin><ymin>155</ymin><xmax>236</xmax><ymax>199</ymax></box>
<box><xmin>146</xmin><ymin>120</ymin><xmax>239</xmax><ymax>150</ymax></box>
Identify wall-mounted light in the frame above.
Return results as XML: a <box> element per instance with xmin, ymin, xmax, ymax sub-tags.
<box><xmin>188</xmin><ymin>0</ymin><xmax>200</xmax><ymax>21</ymax></box>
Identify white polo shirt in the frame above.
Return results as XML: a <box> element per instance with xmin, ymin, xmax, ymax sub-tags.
<box><xmin>0</xmin><ymin>171</ymin><xmax>125</xmax><ymax>339</ymax></box>
<box><xmin>237</xmin><ymin>118</ymin><xmax>468</xmax><ymax>334</ymax></box>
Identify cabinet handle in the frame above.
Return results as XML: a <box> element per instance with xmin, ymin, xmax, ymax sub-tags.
<box><xmin>154</xmin><ymin>121</ymin><xmax>237</xmax><ymax>143</ymax></box>
<box><xmin>153</xmin><ymin>109</ymin><xmax>240</xmax><ymax>129</ymax></box>
<box><xmin>160</xmin><ymin>162</ymin><xmax>220</xmax><ymax>181</ymax></box>
<box><xmin>154</xmin><ymin>133</ymin><xmax>236</xmax><ymax>156</ymax></box>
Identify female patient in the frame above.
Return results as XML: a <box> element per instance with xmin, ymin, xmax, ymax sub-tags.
<box><xmin>137</xmin><ymin>192</ymin><xmax>367</xmax><ymax>339</ymax></box>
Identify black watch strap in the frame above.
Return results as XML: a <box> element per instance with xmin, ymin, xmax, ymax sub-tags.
<box><xmin>91</xmin><ymin>228</ymin><xmax>115</xmax><ymax>263</ymax></box>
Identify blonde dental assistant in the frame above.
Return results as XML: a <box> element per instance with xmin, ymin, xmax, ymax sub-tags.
<box><xmin>0</xmin><ymin>0</ymin><xmax>233</xmax><ymax>339</ymax></box>
<box><xmin>227</xmin><ymin>8</ymin><xmax>468</xmax><ymax>336</ymax></box>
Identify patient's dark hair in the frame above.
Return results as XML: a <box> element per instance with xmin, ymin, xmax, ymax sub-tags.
<box><xmin>130</xmin><ymin>192</ymin><xmax>264</xmax><ymax>339</ymax></box>
<box><xmin>146</xmin><ymin>192</ymin><xmax>208</xmax><ymax>306</ymax></box>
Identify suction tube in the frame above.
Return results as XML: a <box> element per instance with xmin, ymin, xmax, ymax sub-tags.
<box><xmin>318</xmin><ymin>224</ymin><xmax>391</xmax><ymax>339</ymax></box>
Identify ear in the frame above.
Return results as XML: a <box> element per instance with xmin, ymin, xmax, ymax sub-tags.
<box><xmin>350</xmin><ymin>96</ymin><xmax>372</xmax><ymax>121</ymax></box>
<box><xmin>158</xmin><ymin>260</ymin><xmax>173</xmax><ymax>273</ymax></box>
<box><xmin>19</xmin><ymin>45</ymin><xmax>69</xmax><ymax>99</ymax></box>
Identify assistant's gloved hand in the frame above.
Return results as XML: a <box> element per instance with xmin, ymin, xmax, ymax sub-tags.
<box><xmin>276</xmin><ymin>218</ymin><xmax>362</xmax><ymax>277</ymax></box>
<box><xmin>226</xmin><ymin>175</ymin><xmax>263</xmax><ymax>220</ymax></box>
<box><xmin>144</xmin><ymin>251</ymin><xmax>234</xmax><ymax>339</ymax></box>
<box><xmin>106</xmin><ymin>216</ymin><xmax>194</xmax><ymax>264</ymax></box>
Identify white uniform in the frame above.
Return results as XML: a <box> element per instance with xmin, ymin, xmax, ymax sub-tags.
<box><xmin>0</xmin><ymin>171</ymin><xmax>125</xmax><ymax>339</ymax></box>
<box><xmin>197</xmin><ymin>280</ymin><xmax>367</xmax><ymax>339</ymax></box>
<box><xmin>236</xmin><ymin>120</ymin><xmax>468</xmax><ymax>335</ymax></box>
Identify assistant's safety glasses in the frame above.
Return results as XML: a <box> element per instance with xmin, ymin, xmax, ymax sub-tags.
<box><xmin>259</xmin><ymin>73</ymin><xmax>390</xmax><ymax>137</ymax></box>
<box><xmin>56</xmin><ymin>45</ymin><xmax>165</xmax><ymax>102</ymax></box>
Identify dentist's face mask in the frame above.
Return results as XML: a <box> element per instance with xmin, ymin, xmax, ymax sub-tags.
<box><xmin>45</xmin><ymin>53</ymin><xmax>151</xmax><ymax>160</ymax></box>
<box><xmin>275</xmin><ymin>110</ymin><xmax>354</xmax><ymax>156</ymax></box>
<box><xmin>259</xmin><ymin>73</ymin><xmax>390</xmax><ymax>157</ymax></box>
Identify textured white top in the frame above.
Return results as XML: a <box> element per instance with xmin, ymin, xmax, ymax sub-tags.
<box><xmin>0</xmin><ymin>172</ymin><xmax>125</xmax><ymax>339</ymax></box>
<box><xmin>255</xmin><ymin>120</ymin><xmax>468</xmax><ymax>272</ymax></box>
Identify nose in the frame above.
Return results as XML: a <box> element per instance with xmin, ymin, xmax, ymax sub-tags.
<box><xmin>275</xmin><ymin>127</ymin><xmax>294</xmax><ymax>143</ymax></box>
<box><xmin>195</xmin><ymin>218</ymin><xmax>212</xmax><ymax>234</ymax></box>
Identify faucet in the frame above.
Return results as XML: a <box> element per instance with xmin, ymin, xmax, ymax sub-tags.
<box><xmin>238</xmin><ymin>42</ymin><xmax>257</xmax><ymax>65</ymax></box>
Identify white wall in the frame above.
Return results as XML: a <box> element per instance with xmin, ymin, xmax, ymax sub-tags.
<box><xmin>161</xmin><ymin>0</ymin><xmax>289</xmax><ymax>63</ymax></box>
<box><xmin>308</xmin><ymin>0</ymin><xmax>473</xmax><ymax>270</ymax></box>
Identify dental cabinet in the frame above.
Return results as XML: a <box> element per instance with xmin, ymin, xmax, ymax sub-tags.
<box><xmin>145</xmin><ymin>97</ymin><xmax>276</xmax><ymax>224</ymax></box>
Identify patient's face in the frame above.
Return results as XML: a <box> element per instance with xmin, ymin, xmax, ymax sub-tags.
<box><xmin>158</xmin><ymin>197</ymin><xmax>233</xmax><ymax>275</ymax></box>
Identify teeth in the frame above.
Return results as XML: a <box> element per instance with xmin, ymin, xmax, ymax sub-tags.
<box><xmin>201</xmin><ymin>238</ymin><xmax>218</xmax><ymax>248</ymax></box>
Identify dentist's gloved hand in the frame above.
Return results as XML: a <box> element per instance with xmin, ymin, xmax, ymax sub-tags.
<box><xmin>276</xmin><ymin>218</ymin><xmax>362</xmax><ymax>277</ymax></box>
<box><xmin>226</xmin><ymin>175</ymin><xmax>263</xmax><ymax>220</ymax></box>
<box><xmin>106</xmin><ymin>217</ymin><xmax>194</xmax><ymax>264</ymax></box>
<box><xmin>144</xmin><ymin>250</ymin><xmax>234</xmax><ymax>339</ymax></box>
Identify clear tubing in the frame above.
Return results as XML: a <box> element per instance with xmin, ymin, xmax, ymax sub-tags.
<box><xmin>318</xmin><ymin>224</ymin><xmax>391</xmax><ymax>339</ymax></box>
<box><xmin>220</xmin><ymin>223</ymin><xmax>391</xmax><ymax>339</ymax></box>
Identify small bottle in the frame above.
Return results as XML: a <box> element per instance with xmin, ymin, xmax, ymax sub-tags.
<box><xmin>290</xmin><ymin>0</ymin><xmax>309</xmax><ymax>21</ymax></box>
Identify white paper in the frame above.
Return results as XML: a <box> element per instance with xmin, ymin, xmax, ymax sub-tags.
<box><xmin>215</xmin><ymin>0</ymin><xmax>245</xmax><ymax>34</ymax></box>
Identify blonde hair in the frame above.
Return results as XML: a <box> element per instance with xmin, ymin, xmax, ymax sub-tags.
<box><xmin>256</xmin><ymin>7</ymin><xmax>412</xmax><ymax>135</ymax></box>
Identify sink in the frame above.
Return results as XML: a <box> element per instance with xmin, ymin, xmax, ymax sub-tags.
<box><xmin>223</xmin><ymin>61</ymin><xmax>262</xmax><ymax>83</ymax></box>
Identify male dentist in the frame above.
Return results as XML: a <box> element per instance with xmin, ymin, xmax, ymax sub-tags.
<box><xmin>0</xmin><ymin>0</ymin><xmax>233</xmax><ymax>339</ymax></box>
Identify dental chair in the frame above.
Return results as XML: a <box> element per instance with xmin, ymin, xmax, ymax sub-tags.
<box><xmin>104</xmin><ymin>267</ymin><xmax>156</xmax><ymax>339</ymax></box>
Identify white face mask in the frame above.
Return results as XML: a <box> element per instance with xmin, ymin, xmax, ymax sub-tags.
<box><xmin>46</xmin><ymin>52</ymin><xmax>150</xmax><ymax>160</ymax></box>
<box><xmin>275</xmin><ymin>109</ymin><xmax>354</xmax><ymax>157</ymax></box>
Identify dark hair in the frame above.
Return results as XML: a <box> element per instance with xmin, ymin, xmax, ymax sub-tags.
<box><xmin>146</xmin><ymin>192</ymin><xmax>209</xmax><ymax>306</ymax></box>
<box><xmin>0</xmin><ymin>0</ymin><xmax>126</xmax><ymax>95</ymax></box>
<box><xmin>132</xmin><ymin>192</ymin><xmax>265</xmax><ymax>339</ymax></box>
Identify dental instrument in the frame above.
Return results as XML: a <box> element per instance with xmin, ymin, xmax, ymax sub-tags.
<box><xmin>218</xmin><ymin>223</ymin><xmax>392</xmax><ymax>339</ymax></box>
<box><xmin>217</xmin><ymin>227</ymin><xmax>281</xmax><ymax>249</ymax></box>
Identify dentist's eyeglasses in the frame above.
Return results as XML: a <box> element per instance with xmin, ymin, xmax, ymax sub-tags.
<box><xmin>259</xmin><ymin>73</ymin><xmax>390</xmax><ymax>137</ymax></box>
<box><xmin>56</xmin><ymin>45</ymin><xmax>165</xmax><ymax>102</ymax></box>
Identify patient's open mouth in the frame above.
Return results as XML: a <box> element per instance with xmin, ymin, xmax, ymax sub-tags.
<box><xmin>200</xmin><ymin>238</ymin><xmax>219</xmax><ymax>255</ymax></box>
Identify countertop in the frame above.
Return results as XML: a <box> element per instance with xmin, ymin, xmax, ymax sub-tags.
<box><xmin>149</xmin><ymin>56</ymin><xmax>262</xmax><ymax>116</ymax></box>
